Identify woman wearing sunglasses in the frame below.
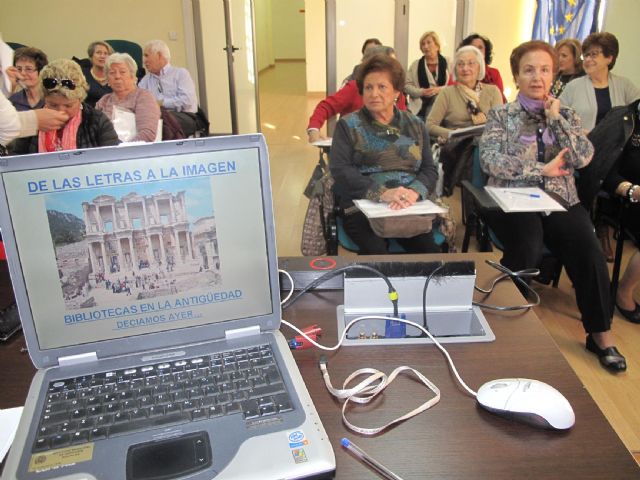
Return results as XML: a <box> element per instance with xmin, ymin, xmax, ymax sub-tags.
<box><xmin>11</xmin><ymin>58</ymin><xmax>119</xmax><ymax>154</ymax></box>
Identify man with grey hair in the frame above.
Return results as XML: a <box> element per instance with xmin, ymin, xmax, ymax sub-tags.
<box><xmin>139</xmin><ymin>39</ymin><xmax>200</xmax><ymax>136</ymax></box>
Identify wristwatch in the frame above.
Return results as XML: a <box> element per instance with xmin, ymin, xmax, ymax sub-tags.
<box><xmin>627</xmin><ymin>184</ymin><xmax>639</xmax><ymax>203</ymax></box>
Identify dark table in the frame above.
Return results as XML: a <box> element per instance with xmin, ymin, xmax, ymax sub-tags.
<box><xmin>281</xmin><ymin>254</ymin><xmax>639</xmax><ymax>479</ymax></box>
<box><xmin>1</xmin><ymin>254</ymin><xmax>638</xmax><ymax>479</ymax></box>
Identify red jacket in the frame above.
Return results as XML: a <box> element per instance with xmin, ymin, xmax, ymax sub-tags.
<box><xmin>307</xmin><ymin>80</ymin><xmax>408</xmax><ymax>130</ymax></box>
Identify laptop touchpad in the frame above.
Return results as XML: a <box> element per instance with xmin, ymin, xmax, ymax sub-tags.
<box><xmin>126</xmin><ymin>431</ymin><xmax>212</xmax><ymax>480</ymax></box>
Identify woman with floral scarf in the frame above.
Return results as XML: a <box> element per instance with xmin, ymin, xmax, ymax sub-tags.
<box><xmin>480</xmin><ymin>40</ymin><xmax>625</xmax><ymax>373</ymax></box>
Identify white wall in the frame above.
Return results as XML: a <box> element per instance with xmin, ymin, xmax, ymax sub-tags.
<box><xmin>305</xmin><ymin>0</ymin><xmax>326</xmax><ymax>92</ymax></box>
<box><xmin>467</xmin><ymin>0</ymin><xmax>536</xmax><ymax>101</ymax></box>
<box><xmin>0</xmin><ymin>0</ymin><xmax>188</xmax><ymax>68</ymax></box>
<box><xmin>335</xmin><ymin>0</ymin><xmax>395</xmax><ymax>88</ymax></box>
<box><xmin>272</xmin><ymin>0</ymin><xmax>306</xmax><ymax>60</ymax></box>
<box><xmin>603</xmin><ymin>0</ymin><xmax>640</xmax><ymax>85</ymax></box>
<box><xmin>408</xmin><ymin>0</ymin><xmax>458</xmax><ymax>68</ymax></box>
<box><xmin>255</xmin><ymin>0</ymin><xmax>275</xmax><ymax>72</ymax></box>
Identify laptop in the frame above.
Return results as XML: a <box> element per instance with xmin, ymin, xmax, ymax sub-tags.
<box><xmin>0</xmin><ymin>135</ymin><xmax>335</xmax><ymax>480</ymax></box>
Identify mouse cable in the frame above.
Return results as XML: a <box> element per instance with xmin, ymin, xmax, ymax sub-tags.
<box><xmin>318</xmin><ymin>354</ymin><xmax>441</xmax><ymax>435</ymax></box>
<box><xmin>280</xmin><ymin>264</ymin><xmax>398</xmax><ymax>317</ymax></box>
<box><xmin>472</xmin><ymin>260</ymin><xmax>541</xmax><ymax>311</ymax></box>
<box><xmin>280</xmin><ymin>314</ymin><xmax>478</xmax><ymax>398</ymax></box>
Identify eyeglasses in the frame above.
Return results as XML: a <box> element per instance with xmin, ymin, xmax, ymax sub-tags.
<box><xmin>583</xmin><ymin>50</ymin><xmax>603</xmax><ymax>59</ymax></box>
<box><xmin>42</xmin><ymin>77</ymin><xmax>76</xmax><ymax>91</ymax></box>
<box><xmin>456</xmin><ymin>61</ymin><xmax>478</xmax><ymax>69</ymax></box>
<box><xmin>16</xmin><ymin>66</ymin><xmax>37</xmax><ymax>74</ymax></box>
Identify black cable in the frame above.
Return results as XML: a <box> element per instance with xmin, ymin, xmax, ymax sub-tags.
<box><xmin>421</xmin><ymin>262</ymin><xmax>446</xmax><ymax>334</ymax></box>
<box><xmin>282</xmin><ymin>264</ymin><xmax>399</xmax><ymax>317</ymax></box>
<box><xmin>472</xmin><ymin>260</ymin><xmax>541</xmax><ymax>311</ymax></box>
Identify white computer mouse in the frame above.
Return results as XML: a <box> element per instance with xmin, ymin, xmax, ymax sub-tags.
<box><xmin>476</xmin><ymin>378</ymin><xmax>575</xmax><ymax>430</ymax></box>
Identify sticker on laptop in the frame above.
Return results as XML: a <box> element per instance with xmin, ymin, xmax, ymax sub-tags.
<box><xmin>28</xmin><ymin>443</ymin><xmax>94</xmax><ymax>473</ymax></box>
<box><xmin>287</xmin><ymin>429</ymin><xmax>309</xmax><ymax>448</ymax></box>
<box><xmin>291</xmin><ymin>448</ymin><xmax>308</xmax><ymax>463</ymax></box>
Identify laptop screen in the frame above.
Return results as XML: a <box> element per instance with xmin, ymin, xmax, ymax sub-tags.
<box><xmin>2</xmin><ymin>146</ymin><xmax>273</xmax><ymax>350</ymax></box>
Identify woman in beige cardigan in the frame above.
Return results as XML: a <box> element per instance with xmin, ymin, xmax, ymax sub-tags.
<box><xmin>426</xmin><ymin>45</ymin><xmax>503</xmax><ymax>196</ymax></box>
<box><xmin>427</xmin><ymin>45</ymin><xmax>502</xmax><ymax>143</ymax></box>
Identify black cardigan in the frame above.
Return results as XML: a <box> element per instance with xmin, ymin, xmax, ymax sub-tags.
<box><xmin>10</xmin><ymin>103</ymin><xmax>120</xmax><ymax>155</ymax></box>
<box><xmin>578</xmin><ymin>99</ymin><xmax>639</xmax><ymax>207</ymax></box>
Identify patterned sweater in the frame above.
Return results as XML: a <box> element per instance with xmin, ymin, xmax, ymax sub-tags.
<box><xmin>330</xmin><ymin>106</ymin><xmax>437</xmax><ymax>207</ymax></box>
<box><xmin>479</xmin><ymin>101</ymin><xmax>593</xmax><ymax>206</ymax></box>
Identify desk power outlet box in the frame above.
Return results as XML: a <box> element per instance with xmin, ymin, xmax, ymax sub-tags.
<box><xmin>278</xmin><ymin>256</ymin><xmax>349</xmax><ymax>291</ymax></box>
<box><xmin>338</xmin><ymin>261</ymin><xmax>495</xmax><ymax>345</ymax></box>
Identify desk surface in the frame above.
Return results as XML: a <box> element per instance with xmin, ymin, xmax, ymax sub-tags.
<box><xmin>1</xmin><ymin>254</ymin><xmax>638</xmax><ymax>479</ymax></box>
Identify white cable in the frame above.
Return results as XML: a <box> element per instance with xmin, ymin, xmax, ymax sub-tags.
<box><xmin>280</xmin><ymin>315</ymin><xmax>478</xmax><ymax>397</ymax></box>
<box><xmin>278</xmin><ymin>269</ymin><xmax>295</xmax><ymax>305</ymax></box>
<box><xmin>319</xmin><ymin>362</ymin><xmax>441</xmax><ymax>435</ymax></box>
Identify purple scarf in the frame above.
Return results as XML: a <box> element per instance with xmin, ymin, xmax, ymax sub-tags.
<box><xmin>517</xmin><ymin>93</ymin><xmax>556</xmax><ymax>146</ymax></box>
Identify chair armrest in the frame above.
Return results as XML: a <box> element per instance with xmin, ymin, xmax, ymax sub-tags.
<box><xmin>461</xmin><ymin>180</ymin><xmax>500</xmax><ymax>211</ymax></box>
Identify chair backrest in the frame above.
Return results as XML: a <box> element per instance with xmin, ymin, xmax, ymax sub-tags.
<box><xmin>105</xmin><ymin>39</ymin><xmax>145</xmax><ymax>81</ymax></box>
<box><xmin>6</xmin><ymin>42</ymin><xmax>26</xmax><ymax>51</ymax></box>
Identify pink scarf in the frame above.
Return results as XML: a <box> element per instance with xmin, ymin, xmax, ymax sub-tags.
<box><xmin>38</xmin><ymin>108</ymin><xmax>82</xmax><ymax>153</ymax></box>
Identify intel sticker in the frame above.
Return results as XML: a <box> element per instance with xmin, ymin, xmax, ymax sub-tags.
<box><xmin>288</xmin><ymin>430</ymin><xmax>309</xmax><ymax>448</ymax></box>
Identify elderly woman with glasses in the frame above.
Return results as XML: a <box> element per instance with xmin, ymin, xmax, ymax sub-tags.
<box><xmin>560</xmin><ymin>33</ymin><xmax>640</xmax><ymax>262</ymax></box>
<box><xmin>560</xmin><ymin>32</ymin><xmax>640</xmax><ymax>131</ymax></box>
<box><xmin>11</xmin><ymin>58</ymin><xmax>119</xmax><ymax>154</ymax></box>
<box><xmin>426</xmin><ymin>45</ymin><xmax>503</xmax><ymax>195</ymax></box>
<box><xmin>96</xmin><ymin>53</ymin><xmax>160</xmax><ymax>142</ymax></box>
<box><xmin>8</xmin><ymin>47</ymin><xmax>49</xmax><ymax>111</ymax></box>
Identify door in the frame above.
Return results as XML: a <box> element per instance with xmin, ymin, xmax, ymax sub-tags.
<box><xmin>193</xmin><ymin>0</ymin><xmax>260</xmax><ymax>134</ymax></box>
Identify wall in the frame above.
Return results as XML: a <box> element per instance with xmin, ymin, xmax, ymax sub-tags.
<box><xmin>271</xmin><ymin>0</ymin><xmax>306</xmax><ymax>60</ymax></box>
<box><xmin>255</xmin><ymin>0</ymin><xmax>275</xmax><ymax>71</ymax></box>
<box><xmin>408</xmin><ymin>0</ymin><xmax>458</xmax><ymax>66</ymax></box>
<box><xmin>467</xmin><ymin>0</ymin><xmax>536</xmax><ymax>101</ymax></box>
<box><xmin>603</xmin><ymin>0</ymin><xmax>640</xmax><ymax>85</ymax></box>
<box><xmin>335</xmin><ymin>0</ymin><xmax>395</xmax><ymax>88</ymax></box>
<box><xmin>0</xmin><ymin>0</ymin><xmax>188</xmax><ymax>68</ymax></box>
<box><xmin>305</xmin><ymin>0</ymin><xmax>326</xmax><ymax>92</ymax></box>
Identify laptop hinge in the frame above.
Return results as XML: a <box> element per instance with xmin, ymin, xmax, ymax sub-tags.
<box><xmin>225</xmin><ymin>325</ymin><xmax>260</xmax><ymax>340</ymax></box>
<box><xmin>58</xmin><ymin>352</ymin><xmax>98</xmax><ymax>367</ymax></box>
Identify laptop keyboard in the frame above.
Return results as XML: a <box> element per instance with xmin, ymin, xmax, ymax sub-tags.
<box><xmin>34</xmin><ymin>344</ymin><xmax>293</xmax><ymax>452</ymax></box>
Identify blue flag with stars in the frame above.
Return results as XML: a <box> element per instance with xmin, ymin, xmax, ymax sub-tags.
<box><xmin>532</xmin><ymin>0</ymin><xmax>597</xmax><ymax>45</ymax></box>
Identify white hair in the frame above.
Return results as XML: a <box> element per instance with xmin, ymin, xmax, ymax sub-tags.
<box><xmin>144</xmin><ymin>40</ymin><xmax>171</xmax><ymax>61</ymax></box>
<box><xmin>105</xmin><ymin>53</ymin><xmax>137</xmax><ymax>78</ymax></box>
<box><xmin>452</xmin><ymin>45</ymin><xmax>486</xmax><ymax>81</ymax></box>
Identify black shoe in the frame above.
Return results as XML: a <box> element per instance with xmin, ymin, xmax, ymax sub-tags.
<box><xmin>585</xmin><ymin>334</ymin><xmax>627</xmax><ymax>373</ymax></box>
<box><xmin>615</xmin><ymin>302</ymin><xmax>640</xmax><ymax>324</ymax></box>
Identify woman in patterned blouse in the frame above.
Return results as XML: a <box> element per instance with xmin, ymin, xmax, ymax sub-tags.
<box><xmin>479</xmin><ymin>40</ymin><xmax>626</xmax><ymax>373</ymax></box>
<box><xmin>330</xmin><ymin>54</ymin><xmax>440</xmax><ymax>254</ymax></box>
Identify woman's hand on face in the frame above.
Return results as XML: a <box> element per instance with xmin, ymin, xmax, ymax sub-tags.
<box><xmin>5</xmin><ymin>66</ymin><xmax>21</xmax><ymax>90</ymax></box>
<box><xmin>541</xmin><ymin>147</ymin><xmax>571</xmax><ymax>177</ymax></box>
<box><xmin>544</xmin><ymin>95</ymin><xmax>561</xmax><ymax>120</ymax></box>
<box><xmin>35</xmin><ymin>109</ymin><xmax>69</xmax><ymax>131</ymax></box>
<box><xmin>381</xmin><ymin>187</ymin><xmax>419</xmax><ymax>210</ymax></box>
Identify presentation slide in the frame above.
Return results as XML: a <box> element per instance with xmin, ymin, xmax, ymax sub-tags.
<box><xmin>3</xmin><ymin>148</ymin><xmax>273</xmax><ymax>350</ymax></box>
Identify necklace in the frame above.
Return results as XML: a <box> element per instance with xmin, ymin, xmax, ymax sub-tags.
<box><xmin>91</xmin><ymin>67</ymin><xmax>107</xmax><ymax>85</ymax></box>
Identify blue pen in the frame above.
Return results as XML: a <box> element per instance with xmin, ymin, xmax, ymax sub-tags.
<box><xmin>341</xmin><ymin>438</ymin><xmax>404</xmax><ymax>480</ymax></box>
<box><xmin>507</xmin><ymin>191</ymin><xmax>541</xmax><ymax>198</ymax></box>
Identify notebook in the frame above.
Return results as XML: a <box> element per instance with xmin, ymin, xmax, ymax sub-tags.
<box><xmin>0</xmin><ymin>135</ymin><xmax>335</xmax><ymax>480</ymax></box>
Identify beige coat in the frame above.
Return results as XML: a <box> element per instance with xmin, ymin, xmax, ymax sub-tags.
<box><xmin>426</xmin><ymin>84</ymin><xmax>503</xmax><ymax>139</ymax></box>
